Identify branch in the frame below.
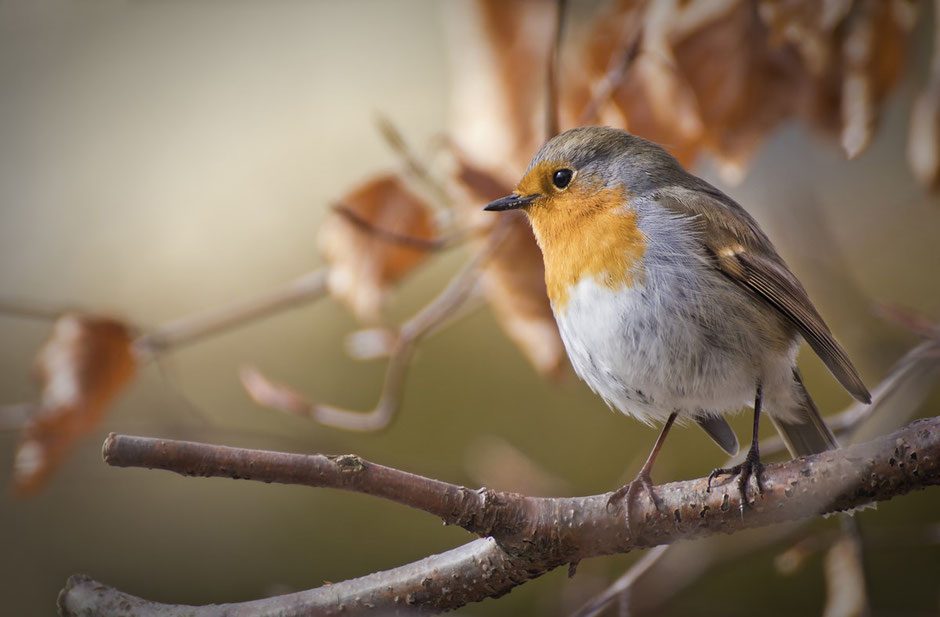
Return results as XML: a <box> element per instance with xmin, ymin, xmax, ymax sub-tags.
<box><xmin>375</xmin><ymin>114</ymin><xmax>455</xmax><ymax>212</ymax></box>
<box><xmin>60</xmin><ymin>417</ymin><xmax>940</xmax><ymax>616</ymax></box>
<box><xmin>330</xmin><ymin>203</ymin><xmax>463</xmax><ymax>250</ymax></box>
<box><xmin>0</xmin><ymin>297</ymin><xmax>75</xmax><ymax>321</ymax></box>
<box><xmin>758</xmin><ymin>336</ymin><xmax>940</xmax><ymax>461</ymax></box>
<box><xmin>546</xmin><ymin>0</ymin><xmax>567</xmax><ymax>139</ymax></box>
<box><xmin>578</xmin><ymin>1</ymin><xmax>646</xmax><ymax>125</ymax></box>
<box><xmin>580</xmin><ymin>335</ymin><xmax>940</xmax><ymax>616</ymax></box>
<box><xmin>240</xmin><ymin>220</ymin><xmax>513</xmax><ymax>432</ymax></box>
<box><xmin>101</xmin><ymin>433</ymin><xmax>492</xmax><ymax>532</ymax></box>
<box><xmin>135</xmin><ymin>269</ymin><xmax>328</xmax><ymax>355</ymax></box>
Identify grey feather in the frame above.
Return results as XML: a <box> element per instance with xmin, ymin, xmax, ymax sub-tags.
<box><xmin>768</xmin><ymin>368</ymin><xmax>839</xmax><ymax>457</ymax></box>
<box><xmin>695</xmin><ymin>415</ymin><xmax>740</xmax><ymax>456</ymax></box>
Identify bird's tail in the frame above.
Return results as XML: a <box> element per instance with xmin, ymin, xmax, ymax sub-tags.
<box><xmin>769</xmin><ymin>368</ymin><xmax>839</xmax><ymax>457</ymax></box>
<box><xmin>771</xmin><ymin>368</ymin><xmax>876</xmax><ymax>516</ymax></box>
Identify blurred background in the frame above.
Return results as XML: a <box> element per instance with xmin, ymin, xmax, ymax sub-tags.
<box><xmin>0</xmin><ymin>1</ymin><xmax>938</xmax><ymax>616</ymax></box>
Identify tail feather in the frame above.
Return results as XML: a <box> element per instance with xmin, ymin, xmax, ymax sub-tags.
<box><xmin>770</xmin><ymin>368</ymin><xmax>839</xmax><ymax>457</ymax></box>
<box><xmin>772</xmin><ymin>369</ymin><xmax>875</xmax><ymax>515</ymax></box>
<box><xmin>696</xmin><ymin>415</ymin><xmax>740</xmax><ymax>456</ymax></box>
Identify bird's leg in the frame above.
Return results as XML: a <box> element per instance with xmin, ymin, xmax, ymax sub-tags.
<box><xmin>707</xmin><ymin>381</ymin><xmax>766</xmax><ymax>511</ymax></box>
<box><xmin>608</xmin><ymin>410</ymin><xmax>678</xmax><ymax>525</ymax></box>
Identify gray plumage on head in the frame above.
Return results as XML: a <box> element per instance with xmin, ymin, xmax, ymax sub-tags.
<box><xmin>528</xmin><ymin>126</ymin><xmax>688</xmax><ymax>194</ymax></box>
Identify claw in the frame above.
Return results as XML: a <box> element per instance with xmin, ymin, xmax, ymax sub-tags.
<box><xmin>607</xmin><ymin>471</ymin><xmax>663</xmax><ymax>528</ymax></box>
<box><xmin>707</xmin><ymin>449</ymin><xmax>765</xmax><ymax>510</ymax></box>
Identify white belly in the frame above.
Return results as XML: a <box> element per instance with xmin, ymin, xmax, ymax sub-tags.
<box><xmin>555</xmin><ymin>273</ymin><xmax>800</xmax><ymax>425</ymax></box>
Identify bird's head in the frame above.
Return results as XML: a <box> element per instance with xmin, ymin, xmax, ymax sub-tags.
<box><xmin>484</xmin><ymin>126</ymin><xmax>677</xmax><ymax>240</ymax></box>
<box><xmin>484</xmin><ymin>126</ymin><xmax>672</xmax><ymax>309</ymax></box>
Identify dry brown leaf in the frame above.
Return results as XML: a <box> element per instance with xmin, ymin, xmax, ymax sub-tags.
<box><xmin>758</xmin><ymin>0</ymin><xmax>848</xmax><ymax>76</ymax></box>
<box><xmin>14</xmin><ymin>314</ymin><xmax>136</xmax><ymax>496</ymax></box>
<box><xmin>840</xmin><ymin>0</ymin><xmax>907</xmax><ymax>159</ymax></box>
<box><xmin>445</xmin><ymin>0</ymin><xmax>557</xmax><ymax>174</ymax></box>
<box><xmin>578</xmin><ymin>0</ymin><xmax>705</xmax><ymax>167</ymax></box>
<box><xmin>483</xmin><ymin>212</ymin><xmax>568</xmax><ymax>378</ymax></box>
<box><xmin>908</xmin><ymin>83</ymin><xmax>940</xmax><ymax>188</ymax></box>
<box><xmin>577</xmin><ymin>0</ymin><xmax>912</xmax><ymax>178</ymax></box>
<box><xmin>318</xmin><ymin>174</ymin><xmax>437</xmax><ymax>323</ymax></box>
<box><xmin>674</xmin><ymin>1</ymin><xmax>809</xmax><ymax>181</ymax></box>
<box><xmin>452</xmin><ymin>154</ymin><xmax>567</xmax><ymax>378</ymax></box>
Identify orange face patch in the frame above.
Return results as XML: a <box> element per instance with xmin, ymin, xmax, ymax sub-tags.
<box><xmin>517</xmin><ymin>163</ymin><xmax>646</xmax><ymax>312</ymax></box>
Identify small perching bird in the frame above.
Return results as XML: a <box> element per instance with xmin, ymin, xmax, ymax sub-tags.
<box><xmin>484</xmin><ymin>126</ymin><xmax>870</xmax><ymax>517</ymax></box>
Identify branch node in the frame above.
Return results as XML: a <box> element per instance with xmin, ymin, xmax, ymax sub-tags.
<box><xmin>331</xmin><ymin>454</ymin><xmax>366</xmax><ymax>473</ymax></box>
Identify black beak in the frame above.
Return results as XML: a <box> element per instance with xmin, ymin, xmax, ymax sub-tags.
<box><xmin>483</xmin><ymin>193</ymin><xmax>539</xmax><ymax>212</ymax></box>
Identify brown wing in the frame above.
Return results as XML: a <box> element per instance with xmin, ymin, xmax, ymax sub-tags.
<box><xmin>659</xmin><ymin>187</ymin><xmax>872</xmax><ymax>404</ymax></box>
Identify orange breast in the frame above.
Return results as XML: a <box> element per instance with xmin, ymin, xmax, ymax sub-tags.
<box><xmin>526</xmin><ymin>187</ymin><xmax>646</xmax><ymax>312</ymax></box>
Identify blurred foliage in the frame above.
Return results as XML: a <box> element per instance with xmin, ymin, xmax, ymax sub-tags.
<box><xmin>0</xmin><ymin>1</ymin><xmax>938</xmax><ymax>616</ymax></box>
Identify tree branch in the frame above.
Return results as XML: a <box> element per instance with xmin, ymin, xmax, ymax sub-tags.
<box><xmin>60</xmin><ymin>417</ymin><xmax>940</xmax><ymax>617</ymax></box>
<box><xmin>134</xmin><ymin>269</ymin><xmax>328</xmax><ymax>355</ymax></box>
<box><xmin>239</xmin><ymin>219</ymin><xmax>512</xmax><ymax>432</ymax></box>
<box><xmin>576</xmin><ymin>334</ymin><xmax>940</xmax><ymax>616</ymax></box>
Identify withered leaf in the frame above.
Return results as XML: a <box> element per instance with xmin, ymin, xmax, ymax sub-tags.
<box><xmin>452</xmin><ymin>154</ymin><xmax>567</xmax><ymax>378</ymax></box>
<box><xmin>839</xmin><ymin>0</ymin><xmax>907</xmax><ymax>159</ymax></box>
<box><xmin>318</xmin><ymin>174</ymin><xmax>436</xmax><ymax>323</ymax></box>
<box><xmin>14</xmin><ymin>314</ymin><xmax>136</xmax><ymax>496</ymax></box>
<box><xmin>577</xmin><ymin>0</ymin><xmax>705</xmax><ymax>167</ymax></box>
<box><xmin>445</xmin><ymin>0</ymin><xmax>557</xmax><ymax>172</ymax></box>
<box><xmin>673</xmin><ymin>0</ymin><xmax>808</xmax><ymax>181</ymax></box>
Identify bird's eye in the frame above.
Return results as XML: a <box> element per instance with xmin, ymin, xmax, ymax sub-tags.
<box><xmin>552</xmin><ymin>168</ymin><xmax>573</xmax><ymax>190</ymax></box>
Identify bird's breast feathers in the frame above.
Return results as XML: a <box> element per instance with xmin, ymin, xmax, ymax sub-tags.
<box><xmin>526</xmin><ymin>187</ymin><xmax>647</xmax><ymax>312</ymax></box>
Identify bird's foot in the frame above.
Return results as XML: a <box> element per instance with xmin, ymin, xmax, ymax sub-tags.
<box><xmin>607</xmin><ymin>470</ymin><xmax>663</xmax><ymax>529</ymax></box>
<box><xmin>707</xmin><ymin>448</ymin><xmax>765</xmax><ymax>514</ymax></box>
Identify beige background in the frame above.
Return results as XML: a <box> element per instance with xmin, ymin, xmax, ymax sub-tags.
<box><xmin>0</xmin><ymin>2</ymin><xmax>938</xmax><ymax>615</ymax></box>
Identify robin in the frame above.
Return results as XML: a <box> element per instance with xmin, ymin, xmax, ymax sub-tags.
<box><xmin>484</xmin><ymin>126</ymin><xmax>870</xmax><ymax>516</ymax></box>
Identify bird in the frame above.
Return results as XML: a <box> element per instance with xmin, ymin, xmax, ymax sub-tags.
<box><xmin>483</xmin><ymin>126</ymin><xmax>871</xmax><ymax>517</ymax></box>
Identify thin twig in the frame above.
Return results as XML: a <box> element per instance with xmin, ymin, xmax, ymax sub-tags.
<box><xmin>578</xmin><ymin>2</ymin><xmax>647</xmax><ymax>125</ymax></box>
<box><xmin>331</xmin><ymin>203</ymin><xmax>464</xmax><ymax>250</ymax></box>
<box><xmin>135</xmin><ymin>269</ymin><xmax>328</xmax><ymax>355</ymax></box>
<box><xmin>345</xmin><ymin>293</ymin><xmax>486</xmax><ymax>361</ymax></box>
<box><xmin>572</xmin><ymin>545</ymin><xmax>669</xmax><ymax>617</ymax></box>
<box><xmin>0</xmin><ymin>298</ymin><xmax>74</xmax><ymax>322</ymax></box>
<box><xmin>375</xmin><ymin>114</ymin><xmax>454</xmax><ymax>210</ymax></box>
<box><xmin>821</xmin><ymin>517</ymin><xmax>870</xmax><ymax>617</ymax></box>
<box><xmin>242</xmin><ymin>220</ymin><xmax>513</xmax><ymax>432</ymax></box>
<box><xmin>546</xmin><ymin>0</ymin><xmax>568</xmax><ymax>139</ymax></box>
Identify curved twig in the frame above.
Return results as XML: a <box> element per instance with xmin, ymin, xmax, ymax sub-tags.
<box><xmin>331</xmin><ymin>203</ymin><xmax>464</xmax><ymax>250</ymax></box>
<box><xmin>578</xmin><ymin>1</ymin><xmax>646</xmax><ymax>125</ymax></box>
<box><xmin>571</xmin><ymin>544</ymin><xmax>669</xmax><ymax>617</ymax></box>
<box><xmin>241</xmin><ymin>220</ymin><xmax>513</xmax><ymax>432</ymax></box>
<box><xmin>546</xmin><ymin>0</ymin><xmax>568</xmax><ymax>139</ymax></box>
<box><xmin>0</xmin><ymin>298</ymin><xmax>74</xmax><ymax>322</ymax></box>
<box><xmin>135</xmin><ymin>269</ymin><xmax>329</xmax><ymax>355</ymax></box>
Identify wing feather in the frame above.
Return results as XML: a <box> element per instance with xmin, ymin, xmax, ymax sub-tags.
<box><xmin>658</xmin><ymin>187</ymin><xmax>871</xmax><ymax>404</ymax></box>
